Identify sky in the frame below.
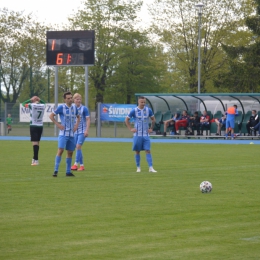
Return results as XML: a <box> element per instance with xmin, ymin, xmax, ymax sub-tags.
<box><xmin>3</xmin><ymin>0</ymin><xmax>151</xmax><ymax>27</ymax></box>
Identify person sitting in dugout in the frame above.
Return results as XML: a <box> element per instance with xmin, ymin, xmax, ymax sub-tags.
<box><xmin>185</xmin><ymin>111</ymin><xmax>200</xmax><ymax>135</ymax></box>
<box><xmin>198</xmin><ymin>110</ymin><xmax>210</xmax><ymax>135</ymax></box>
<box><xmin>163</xmin><ymin>113</ymin><xmax>181</xmax><ymax>136</ymax></box>
<box><xmin>247</xmin><ymin>110</ymin><xmax>259</xmax><ymax>136</ymax></box>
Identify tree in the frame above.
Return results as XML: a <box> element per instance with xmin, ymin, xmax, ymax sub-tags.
<box><xmin>215</xmin><ymin>0</ymin><xmax>260</xmax><ymax>92</ymax></box>
<box><xmin>148</xmin><ymin>0</ymin><xmax>255</xmax><ymax>93</ymax></box>
<box><xmin>0</xmin><ymin>8</ymin><xmax>48</xmax><ymax>108</ymax></box>
<box><xmin>105</xmin><ymin>29</ymin><xmax>168</xmax><ymax>104</ymax></box>
<box><xmin>69</xmin><ymin>0</ymin><xmax>143</xmax><ymax>104</ymax></box>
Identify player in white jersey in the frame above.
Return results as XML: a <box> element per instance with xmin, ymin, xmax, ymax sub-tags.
<box><xmin>71</xmin><ymin>93</ymin><xmax>90</xmax><ymax>171</ymax></box>
<box><xmin>125</xmin><ymin>96</ymin><xmax>157</xmax><ymax>173</ymax></box>
<box><xmin>49</xmin><ymin>92</ymin><xmax>80</xmax><ymax>177</ymax></box>
<box><xmin>22</xmin><ymin>96</ymin><xmax>46</xmax><ymax>166</ymax></box>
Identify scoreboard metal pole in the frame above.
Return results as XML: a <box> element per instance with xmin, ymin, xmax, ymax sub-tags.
<box><xmin>85</xmin><ymin>66</ymin><xmax>88</xmax><ymax>108</ymax></box>
<box><xmin>54</xmin><ymin>66</ymin><xmax>58</xmax><ymax>137</ymax></box>
<box><xmin>46</xmin><ymin>30</ymin><xmax>95</xmax><ymax>136</ymax></box>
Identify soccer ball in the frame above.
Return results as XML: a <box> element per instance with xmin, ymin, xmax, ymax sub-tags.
<box><xmin>200</xmin><ymin>181</ymin><xmax>212</xmax><ymax>193</ymax></box>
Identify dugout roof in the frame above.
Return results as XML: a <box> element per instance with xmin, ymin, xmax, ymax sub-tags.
<box><xmin>135</xmin><ymin>93</ymin><xmax>260</xmax><ymax>116</ymax></box>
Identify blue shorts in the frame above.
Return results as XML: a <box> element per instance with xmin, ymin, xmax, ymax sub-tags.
<box><xmin>58</xmin><ymin>135</ymin><xmax>76</xmax><ymax>151</ymax></box>
<box><xmin>132</xmin><ymin>136</ymin><xmax>151</xmax><ymax>151</ymax></box>
<box><xmin>74</xmin><ymin>133</ymin><xmax>86</xmax><ymax>146</ymax></box>
<box><xmin>226</xmin><ymin>119</ymin><xmax>235</xmax><ymax>129</ymax></box>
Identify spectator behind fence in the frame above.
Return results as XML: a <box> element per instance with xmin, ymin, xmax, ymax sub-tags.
<box><xmin>199</xmin><ymin>111</ymin><xmax>210</xmax><ymax>135</ymax></box>
<box><xmin>215</xmin><ymin>114</ymin><xmax>226</xmax><ymax>136</ymax></box>
<box><xmin>6</xmin><ymin>114</ymin><xmax>13</xmax><ymax>134</ymax></box>
<box><xmin>185</xmin><ymin>111</ymin><xmax>200</xmax><ymax>135</ymax></box>
<box><xmin>163</xmin><ymin>112</ymin><xmax>181</xmax><ymax>136</ymax></box>
<box><xmin>175</xmin><ymin>110</ymin><xmax>189</xmax><ymax>135</ymax></box>
<box><xmin>246</xmin><ymin>110</ymin><xmax>259</xmax><ymax>136</ymax></box>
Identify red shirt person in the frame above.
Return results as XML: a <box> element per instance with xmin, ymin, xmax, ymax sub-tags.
<box><xmin>175</xmin><ymin>110</ymin><xmax>190</xmax><ymax>135</ymax></box>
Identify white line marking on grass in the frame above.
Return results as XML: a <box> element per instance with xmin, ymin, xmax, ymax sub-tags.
<box><xmin>240</xmin><ymin>236</ymin><xmax>260</xmax><ymax>241</ymax></box>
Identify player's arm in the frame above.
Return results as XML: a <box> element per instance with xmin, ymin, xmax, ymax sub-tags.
<box><xmin>84</xmin><ymin>116</ymin><xmax>90</xmax><ymax>137</ymax></box>
<box><xmin>49</xmin><ymin>112</ymin><xmax>64</xmax><ymax>130</ymax></box>
<box><xmin>21</xmin><ymin>99</ymin><xmax>32</xmax><ymax>107</ymax></box>
<box><xmin>73</xmin><ymin>115</ymin><xmax>80</xmax><ymax>132</ymax></box>
<box><xmin>149</xmin><ymin>115</ymin><xmax>155</xmax><ymax>133</ymax></box>
<box><xmin>125</xmin><ymin>116</ymin><xmax>136</xmax><ymax>133</ymax></box>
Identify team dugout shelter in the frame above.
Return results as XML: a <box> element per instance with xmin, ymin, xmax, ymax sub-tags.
<box><xmin>135</xmin><ymin>93</ymin><xmax>260</xmax><ymax>135</ymax></box>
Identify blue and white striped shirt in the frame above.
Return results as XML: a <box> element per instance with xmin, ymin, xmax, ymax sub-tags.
<box><xmin>75</xmin><ymin>105</ymin><xmax>90</xmax><ymax>134</ymax></box>
<box><xmin>127</xmin><ymin>106</ymin><xmax>153</xmax><ymax>136</ymax></box>
<box><xmin>54</xmin><ymin>104</ymin><xmax>78</xmax><ymax>137</ymax></box>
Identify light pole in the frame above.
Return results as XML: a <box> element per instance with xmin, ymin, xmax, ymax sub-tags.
<box><xmin>195</xmin><ymin>2</ymin><xmax>204</xmax><ymax>94</ymax></box>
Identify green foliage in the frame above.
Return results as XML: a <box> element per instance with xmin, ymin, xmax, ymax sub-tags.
<box><xmin>149</xmin><ymin>0</ymin><xmax>255</xmax><ymax>93</ymax></box>
<box><xmin>215</xmin><ymin>0</ymin><xmax>260</xmax><ymax>92</ymax></box>
<box><xmin>105</xmin><ymin>29</ymin><xmax>168</xmax><ymax>104</ymax></box>
<box><xmin>0</xmin><ymin>8</ymin><xmax>49</xmax><ymax>106</ymax></box>
<box><xmin>1</xmin><ymin>0</ymin><xmax>259</xmax><ymax>109</ymax></box>
<box><xmin>1</xmin><ymin>141</ymin><xmax>260</xmax><ymax>259</ymax></box>
<box><xmin>69</xmin><ymin>0</ymin><xmax>143</xmax><ymax>104</ymax></box>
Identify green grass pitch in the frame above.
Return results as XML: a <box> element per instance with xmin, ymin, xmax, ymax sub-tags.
<box><xmin>0</xmin><ymin>140</ymin><xmax>260</xmax><ymax>259</ymax></box>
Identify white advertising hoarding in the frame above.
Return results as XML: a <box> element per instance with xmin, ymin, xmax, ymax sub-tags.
<box><xmin>19</xmin><ymin>103</ymin><xmax>62</xmax><ymax>122</ymax></box>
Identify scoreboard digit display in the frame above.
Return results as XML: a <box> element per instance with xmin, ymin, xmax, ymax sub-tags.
<box><xmin>46</xmin><ymin>30</ymin><xmax>95</xmax><ymax>66</ymax></box>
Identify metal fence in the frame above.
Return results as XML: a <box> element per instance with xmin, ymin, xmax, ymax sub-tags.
<box><xmin>0</xmin><ymin>102</ymin><xmax>133</xmax><ymax>138</ymax></box>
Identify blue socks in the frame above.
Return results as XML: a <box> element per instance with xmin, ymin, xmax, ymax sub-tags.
<box><xmin>135</xmin><ymin>154</ymin><xmax>140</xmax><ymax>167</ymax></box>
<box><xmin>75</xmin><ymin>150</ymin><xmax>83</xmax><ymax>164</ymax></box>
<box><xmin>54</xmin><ymin>156</ymin><xmax>73</xmax><ymax>173</ymax></box>
<box><xmin>135</xmin><ymin>154</ymin><xmax>153</xmax><ymax>167</ymax></box>
<box><xmin>79</xmin><ymin>150</ymin><xmax>83</xmax><ymax>164</ymax></box>
<box><xmin>66</xmin><ymin>158</ymin><xmax>72</xmax><ymax>173</ymax></box>
<box><xmin>75</xmin><ymin>150</ymin><xmax>82</xmax><ymax>163</ymax></box>
<box><xmin>146</xmin><ymin>153</ymin><xmax>153</xmax><ymax>167</ymax></box>
<box><xmin>54</xmin><ymin>155</ymin><xmax>61</xmax><ymax>171</ymax></box>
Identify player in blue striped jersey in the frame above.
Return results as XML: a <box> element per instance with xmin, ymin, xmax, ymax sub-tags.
<box><xmin>71</xmin><ymin>93</ymin><xmax>90</xmax><ymax>171</ymax></box>
<box><xmin>49</xmin><ymin>92</ymin><xmax>80</xmax><ymax>177</ymax></box>
<box><xmin>125</xmin><ymin>96</ymin><xmax>157</xmax><ymax>173</ymax></box>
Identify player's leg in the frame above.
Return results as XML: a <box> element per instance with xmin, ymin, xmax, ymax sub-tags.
<box><xmin>133</xmin><ymin>136</ymin><xmax>142</xmax><ymax>172</ymax></box>
<box><xmin>53</xmin><ymin>136</ymin><xmax>65</xmax><ymax>177</ymax></box>
<box><xmin>175</xmin><ymin>121</ymin><xmax>180</xmax><ymax>134</ymax></box>
<box><xmin>219</xmin><ymin>123</ymin><xmax>223</xmax><ymax>135</ymax></box>
<box><xmin>163</xmin><ymin>120</ymin><xmax>170</xmax><ymax>136</ymax></box>
<box><xmin>30</xmin><ymin>127</ymin><xmax>42</xmax><ymax>165</ymax></box>
<box><xmin>65</xmin><ymin>137</ymin><xmax>76</xmax><ymax>176</ymax></box>
<box><xmin>71</xmin><ymin>134</ymin><xmax>79</xmax><ymax>170</ymax></box>
<box><xmin>251</xmin><ymin>121</ymin><xmax>260</xmax><ymax>136</ymax></box>
<box><xmin>215</xmin><ymin>119</ymin><xmax>220</xmax><ymax>135</ymax></box>
<box><xmin>195</xmin><ymin>123</ymin><xmax>200</xmax><ymax>135</ymax></box>
<box><xmin>77</xmin><ymin>134</ymin><xmax>86</xmax><ymax>171</ymax></box>
<box><xmin>175</xmin><ymin>120</ymin><xmax>186</xmax><ymax>134</ymax></box>
<box><xmin>31</xmin><ymin>141</ymin><xmax>40</xmax><ymax>165</ymax></box>
<box><xmin>230</xmin><ymin>120</ymin><xmax>235</xmax><ymax>139</ymax></box>
<box><xmin>144</xmin><ymin>137</ymin><xmax>157</xmax><ymax>172</ymax></box>
<box><xmin>135</xmin><ymin>151</ymin><xmax>141</xmax><ymax>172</ymax></box>
<box><xmin>225</xmin><ymin>120</ymin><xmax>230</xmax><ymax>138</ymax></box>
<box><xmin>246</xmin><ymin>121</ymin><xmax>251</xmax><ymax>135</ymax></box>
